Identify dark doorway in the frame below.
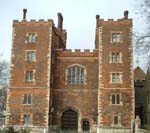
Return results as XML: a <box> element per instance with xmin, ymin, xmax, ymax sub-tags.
<box><xmin>61</xmin><ymin>109</ymin><xmax>78</xmax><ymax>131</ymax></box>
<box><xmin>82</xmin><ymin>120</ymin><xmax>90</xmax><ymax>131</ymax></box>
<box><xmin>135</xmin><ymin>105</ymin><xmax>144</xmax><ymax>127</ymax></box>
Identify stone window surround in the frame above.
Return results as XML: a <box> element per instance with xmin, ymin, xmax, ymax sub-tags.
<box><xmin>25</xmin><ymin>50</ymin><xmax>37</xmax><ymax>62</ymax></box>
<box><xmin>24</xmin><ymin>69</ymin><xmax>36</xmax><ymax>82</ymax></box>
<box><xmin>65</xmin><ymin>64</ymin><xmax>87</xmax><ymax>85</ymax></box>
<box><xmin>110</xmin><ymin>72</ymin><xmax>123</xmax><ymax>84</ymax></box>
<box><xmin>112</xmin><ymin>115</ymin><xmax>121</xmax><ymax>127</ymax></box>
<box><xmin>109</xmin><ymin>51</ymin><xmax>123</xmax><ymax>63</ymax></box>
<box><xmin>110</xmin><ymin>31</ymin><xmax>123</xmax><ymax>43</ymax></box>
<box><xmin>23</xmin><ymin>94</ymin><xmax>32</xmax><ymax>105</ymax></box>
<box><xmin>25</xmin><ymin>32</ymin><xmax>38</xmax><ymax>44</ymax></box>
<box><xmin>22</xmin><ymin>113</ymin><xmax>33</xmax><ymax>125</ymax></box>
<box><xmin>110</xmin><ymin>93</ymin><xmax>123</xmax><ymax>106</ymax></box>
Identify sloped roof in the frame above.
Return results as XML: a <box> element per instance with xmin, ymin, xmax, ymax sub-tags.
<box><xmin>134</xmin><ymin>66</ymin><xmax>146</xmax><ymax>80</ymax></box>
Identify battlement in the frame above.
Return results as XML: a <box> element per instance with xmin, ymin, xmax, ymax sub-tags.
<box><xmin>13</xmin><ymin>19</ymin><xmax>54</xmax><ymax>25</ymax></box>
<box><xmin>98</xmin><ymin>18</ymin><xmax>132</xmax><ymax>22</ymax></box>
<box><xmin>55</xmin><ymin>49</ymin><xmax>98</xmax><ymax>57</ymax></box>
<box><xmin>96</xmin><ymin>10</ymin><xmax>132</xmax><ymax>27</ymax></box>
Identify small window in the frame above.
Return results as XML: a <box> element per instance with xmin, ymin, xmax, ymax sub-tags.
<box><xmin>114</xmin><ymin>116</ymin><xmax>119</xmax><ymax>125</ymax></box>
<box><xmin>28</xmin><ymin>33</ymin><xmax>36</xmax><ymax>43</ymax></box>
<box><xmin>25</xmin><ymin>71</ymin><xmax>33</xmax><ymax>81</ymax></box>
<box><xmin>112</xmin><ymin>52</ymin><xmax>121</xmax><ymax>63</ymax></box>
<box><xmin>26</xmin><ymin>51</ymin><xmax>36</xmax><ymax>62</ymax></box>
<box><xmin>112</xmin><ymin>33</ymin><xmax>121</xmax><ymax>43</ymax></box>
<box><xmin>112</xmin><ymin>94</ymin><xmax>120</xmax><ymax>105</ymax></box>
<box><xmin>23</xmin><ymin>114</ymin><xmax>31</xmax><ymax>124</ymax></box>
<box><xmin>111</xmin><ymin>73</ymin><xmax>122</xmax><ymax>83</ymax></box>
<box><xmin>67</xmin><ymin>65</ymin><xmax>85</xmax><ymax>84</ymax></box>
<box><xmin>23</xmin><ymin>94</ymin><xmax>32</xmax><ymax>104</ymax></box>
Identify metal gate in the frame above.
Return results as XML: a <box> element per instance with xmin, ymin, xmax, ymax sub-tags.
<box><xmin>62</xmin><ymin>109</ymin><xmax>78</xmax><ymax>131</ymax></box>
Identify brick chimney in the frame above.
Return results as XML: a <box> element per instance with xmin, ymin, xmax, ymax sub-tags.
<box><xmin>57</xmin><ymin>13</ymin><xmax>63</xmax><ymax>30</ymax></box>
<box><xmin>96</xmin><ymin>15</ymin><xmax>100</xmax><ymax>28</ymax></box>
<box><xmin>23</xmin><ymin>9</ymin><xmax>27</xmax><ymax>20</ymax></box>
<box><xmin>124</xmin><ymin>10</ymin><xmax>129</xmax><ymax>19</ymax></box>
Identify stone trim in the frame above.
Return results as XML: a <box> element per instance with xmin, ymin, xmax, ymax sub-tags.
<box><xmin>59</xmin><ymin>107</ymin><xmax>83</xmax><ymax>132</ymax></box>
<box><xmin>65</xmin><ymin>64</ymin><xmax>87</xmax><ymax>85</ymax></box>
<box><xmin>110</xmin><ymin>72</ymin><xmax>123</xmax><ymax>84</ymax></box>
<box><xmin>21</xmin><ymin>113</ymin><xmax>33</xmax><ymax>126</ymax></box>
<box><xmin>25</xmin><ymin>32</ymin><xmax>38</xmax><ymax>44</ymax></box>
<box><xmin>57</xmin><ymin>57</ymin><xmax>98</xmax><ymax>59</ymax></box>
<box><xmin>109</xmin><ymin>93</ymin><xmax>123</xmax><ymax>106</ymax></box>
<box><xmin>109</xmin><ymin>51</ymin><xmax>123</xmax><ymax>63</ymax></box>
<box><xmin>52</xmin><ymin>89</ymin><xmax>97</xmax><ymax>92</ymax></box>
<box><xmin>110</xmin><ymin>31</ymin><xmax>123</xmax><ymax>43</ymax></box>
<box><xmin>129</xmin><ymin>26</ymin><xmax>135</xmax><ymax>120</ymax></box>
<box><xmin>112</xmin><ymin>115</ymin><xmax>121</xmax><ymax>127</ymax></box>
<box><xmin>25</xmin><ymin>50</ymin><xmax>37</xmax><ymax>62</ymax></box>
<box><xmin>46</xmin><ymin>26</ymin><xmax>53</xmax><ymax>126</ymax></box>
<box><xmin>6</xmin><ymin>27</ymin><xmax>16</xmax><ymax>125</ymax></box>
<box><xmin>100</xmin><ymin>88</ymin><xmax>133</xmax><ymax>90</ymax></box>
<box><xmin>9</xmin><ymin>86</ymin><xmax>48</xmax><ymax>89</ymax></box>
<box><xmin>24</xmin><ymin>69</ymin><xmax>36</xmax><ymax>83</ymax></box>
<box><xmin>98</xmin><ymin>26</ymin><xmax>103</xmax><ymax>126</ymax></box>
<box><xmin>22</xmin><ymin>93</ymin><xmax>32</xmax><ymax>105</ymax></box>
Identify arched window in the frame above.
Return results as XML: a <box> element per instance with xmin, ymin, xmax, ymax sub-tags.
<box><xmin>67</xmin><ymin>65</ymin><xmax>85</xmax><ymax>84</ymax></box>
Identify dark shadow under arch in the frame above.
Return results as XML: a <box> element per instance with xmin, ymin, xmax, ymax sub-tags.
<box><xmin>61</xmin><ymin>109</ymin><xmax>78</xmax><ymax>131</ymax></box>
<box><xmin>82</xmin><ymin>119</ymin><xmax>90</xmax><ymax>131</ymax></box>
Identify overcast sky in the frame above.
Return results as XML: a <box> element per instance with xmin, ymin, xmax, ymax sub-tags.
<box><xmin>0</xmin><ymin>0</ymin><xmax>143</xmax><ymax>64</ymax></box>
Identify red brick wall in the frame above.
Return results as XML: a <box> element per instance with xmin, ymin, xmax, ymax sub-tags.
<box><xmin>97</xmin><ymin>19</ymin><xmax>134</xmax><ymax>127</ymax></box>
<box><xmin>52</xmin><ymin>50</ymin><xmax>98</xmax><ymax>127</ymax></box>
<box><xmin>10</xmin><ymin>20</ymin><xmax>53</xmax><ymax>87</ymax></box>
<box><xmin>7</xmin><ymin>20</ymin><xmax>54</xmax><ymax>126</ymax></box>
<box><xmin>7</xmin><ymin>88</ymin><xmax>49</xmax><ymax>126</ymax></box>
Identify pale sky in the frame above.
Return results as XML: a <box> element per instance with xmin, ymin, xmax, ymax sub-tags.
<box><xmin>0</xmin><ymin>0</ymin><xmax>143</xmax><ymax>64</ymax></box>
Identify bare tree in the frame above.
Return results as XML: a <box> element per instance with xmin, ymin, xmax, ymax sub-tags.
<box><xmin>0</xmin><ymin>55</ymin><xmax>9</xmax><ymax>112</ymax></box>
<box><xmin>0</xmin><ymin>56</ymin><xmax>9</xmax><ymax>85</ymax></box>
<box><xmin>134</xmin><ymin>0</ymin><xmax>150</xmax><ymax>69</ymax></box>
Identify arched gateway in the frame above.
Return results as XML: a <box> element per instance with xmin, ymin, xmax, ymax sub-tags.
<box><xmin>61</xmin><ymin>109</ymin><xmax>78</xmax><ymax>131</ymax></box>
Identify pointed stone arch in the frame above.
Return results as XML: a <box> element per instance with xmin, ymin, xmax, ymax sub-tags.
<box><xmin>61</xmin><ymin>108</ymin><xmax>78</xmax><ymax>131</ymax></box>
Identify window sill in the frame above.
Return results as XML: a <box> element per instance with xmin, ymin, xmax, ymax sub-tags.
<box><xmin>25</xmin><ymin>80</ymin><xmax>34</xmax><ymax>82</ymax></box>
<box><xmin>66</xmin><ymin>83</ymin><xmax>87</xmax><ymax>85</ymax></box>
<box><xmin>110</xmin><ymin>41</ymin><xmax>123</xmax><ymax>44</ymax></box>
<box><xmin>111</xmin><ymin>124</ymin><xmax>121</xmax><ymax>127</ymax></box>
<box><xmin>111</xmin><ymin>103</ymin><xmax>123</xmax><ymax>106</ymax></box>
<box><xmin>109</xmin><ymin>82</ymin><xmax>122</xmax><ymax>84</ymax></box>
<box><xmin>25</xmin><ymin>60</ymin><xmax>37</xmax><ymax>63</ymax></box>
<box><xmin>24</xmin><ymin>80</ymin><xmax>36</xmax><ymax>83</ymax></box>
<box><xmin>110</xmin><ymin>62</ymin><xmax>123</xmax><ymax>64</ymax></box>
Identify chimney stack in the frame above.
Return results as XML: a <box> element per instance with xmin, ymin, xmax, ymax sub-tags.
<box><xmin>96</xmin><ymin>15</ymin><xmax>100</xmax><ymax>28</ymax></box>
<box><xmin>23</xmin><ymin>9</ymin><xmax>27</xmax><ymax>20</ymax></box>
<box><xmin>57</xmin><ymin>13</ymin><xmax>63</xmax><ymax>30</ymax></box>
<box><xmin>124</xmin><ymin>10</ymin><xmax>129</xmax><ymax>19</ymax></box>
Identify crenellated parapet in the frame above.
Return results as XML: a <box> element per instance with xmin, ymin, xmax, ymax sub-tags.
<box><xmin>96</xmin><ymin>10</ymin><xmax>132</xmax><ymax>29</ymax></box>
<box><xmin>97</xmin><ymin>18</ymin><xmax>132</xmax><ymax>26</ymax></box>
<box><xmin>13</xmin><ymin>19</ymin><xmax>54</xmax><ymax>26</ymax></box>
<box><xmin>55</xmin><ymin>49</ymin><xmax>98</xmax><ymax>57</ymax></box>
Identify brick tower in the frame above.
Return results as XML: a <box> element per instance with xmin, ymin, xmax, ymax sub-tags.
<box><xmin>96</xmin><ymin>11</ymin><xmax>135</xmax><ymax>132</ymax></box>
<box><xmin>6</xmin><ymin>9</ymin><xmax>66</xmax><ymax>127</ymax></box>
